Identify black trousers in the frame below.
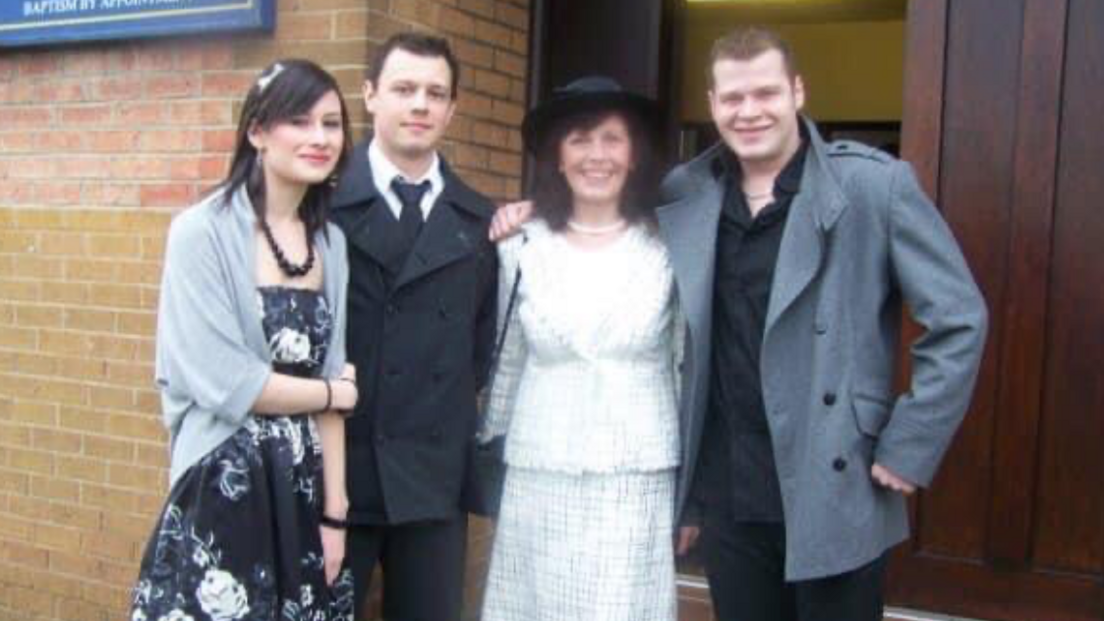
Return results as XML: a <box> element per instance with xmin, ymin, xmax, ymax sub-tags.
<box><xmin>346</xmin><ymin>516</ymin><xmax>467</xmax><ymax>621</ymax></box>
<box><xmin>701</xmin><ymin>518</ymin><xmax>887</xmax><ymax>621</ymax></box>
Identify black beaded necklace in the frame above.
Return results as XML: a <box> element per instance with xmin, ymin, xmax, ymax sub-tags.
<box><xmin>259</xmin><ymin>217</ymin><xmax>314</xmax><ymax>278</ymax></box>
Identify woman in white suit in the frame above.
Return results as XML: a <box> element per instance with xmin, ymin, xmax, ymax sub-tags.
<box><xmin>480</xmin><ymin>76</ymin><xmax>681</xmax><ymax>621</ymax></box>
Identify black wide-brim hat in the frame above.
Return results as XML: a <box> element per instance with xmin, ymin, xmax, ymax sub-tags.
<box><xmin>521</xmin><ymin>76</ymin><xmax>661</xmax><ymax>154</ymax></box>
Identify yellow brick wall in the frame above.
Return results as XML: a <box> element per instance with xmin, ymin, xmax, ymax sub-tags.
<box><xmin>0</xmin><ymin>1</ymin><xmax>529</xmax><ymax>619</ymax></box>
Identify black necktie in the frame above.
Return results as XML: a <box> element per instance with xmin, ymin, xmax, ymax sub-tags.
<box><xmin>390</xmin><ymin>178</ymin><xmax>431</xmax><ymax>269</ymax></box>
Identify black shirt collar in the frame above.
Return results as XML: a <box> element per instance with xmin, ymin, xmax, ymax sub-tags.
<box><xmin>719</xmin><ymin>123</ymin><xmax>809</xmax><ymax>197</ymax></box>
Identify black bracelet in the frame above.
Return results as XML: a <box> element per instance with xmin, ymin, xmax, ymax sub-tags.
<box><xmin>321</xmin><ymin>379</ymin><xmax>332</xmax><ymax>413</ymax></box>
<box><xmin>320</xmin><ymin>513</ymin><xmax>349</xmax><ymax>530</ymax></box>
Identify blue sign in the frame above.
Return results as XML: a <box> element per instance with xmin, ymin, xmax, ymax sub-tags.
<box><xmin>0</xmin><ymin>0</ymin><xmax>274</xmax><ymax>47</ymax></box>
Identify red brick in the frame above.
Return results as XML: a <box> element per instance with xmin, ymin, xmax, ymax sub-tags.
<box><xmin>34</xmin><ymin>132</ymin><xmax>85</xmax><ymax>153</ymax></box>
<box><xmin>471</xmin><ymin>120</ymin><xmax>509</xmax><ymax>148</ymax></box>
<box><xmin>144</xmin><ymin>74</ymin><xmax>199</xmax><ymax>99</ymax></box>
<box><xmin>109</xmin><ymin>157</ymin><xmax>169</xmax><ymax>180</ymax></box>
<box><xmin>496</xmin><ymin>2</ymin><xmax>529</xmax><ymax>30</ymax></box>
<box><xmin>88</xmin><ymin>131</ymin><xmax>140</xmax><ymax>154</ymax></box>
<box><xmin>475</xmin><ymin>20</ymin><xmax>510</xmax><ymax>47</ymax></box>
<box><xmin>441</xmin><ymin>7</ymin><xmax>476</xmax><ymax>36</ymax></box>
<box><xmin>202</xmin><ymin>129</ymin><xmax>237</xmax><ymax>153</ymax></box>
<box><xmin>475</xmin><ymin>69</ymin><xmax>511</xmax><ymax>97</ymax></box>
<box><xmin>139</xmin><ymin>130</ymin><xmax>202</xmax><ymax>153</ymax></box>
<box><xmin>32</xmin><ymin>80</ymin><xmax>87</xmax><ymax>104</ymax></box>
<box><xmin>116</xmin><ymin>102</ymin><xmax>166</xmax><ymax>125</ymax></box>
<box><xmin>58</xmin><ymin>104</ymin><xmax>114</xmax><ymax>126</ymax></box>
<box><xmin>494</xmin><ymin>49</ymin><xmax>526</xmax><ymax>78</ymax></box>
<box><xmin>201</xmin><ymin>71</ymin><xmax>254</xmax><ymax>97</ymax></box>
<box><xmin>492</xmin><ymin>98</ymin><xmax>524</xmax><ymax>125</ymax></box>
<box><xmin>276</xmin><ymin>12</ymin><xmax>335</xmax><ymax>40</ymax></box>
<box><xmin>139</xmin><ymin>183</ymin><xmax>196</xmax><ymax>207</ymax></box>
<box><xmin>21</xmin><ymin>55</ymin><xmax>62</xmax><ymax>77</ymax></box>
<box><xmin>82</xmin><ymin>183</ymin><xmax>141</xmax><ymax>207</ymax></box>
<box><xmin>459</xmin><ymin>0</ymin><xmax>495</xmax><ymax>19</ymax></box>
<box><xmin>62</xmin><ymin>51</ymin><xmax>108</xmax><ymax>76</ymax></box>
<box><xmin>168</xmin><ymin>100</ymin><xmax>232</xmax><ymax>126</ymax></box>
<box><xmin>63</xmin><ymin>157</ymin><xmax>112</xmax><ymax>180</ymax></box>
<box><xmin>134</xmin><ymin>48</ymin><xmax>176</xmax><ymax>72</ymax></box>
<box><xmin>35</xmin><ymin>183</ymin><xmax>83</xmax><ymax>206</ymax></box>
<box><xmin>92</xmin><ymin>76</ymin><xmax>143</xmax><ymax>101</ymax></box>
<box><xmin>453</xmin><ymin>39</ymin><xmax>494</xmax><ymax>69</ymax></box>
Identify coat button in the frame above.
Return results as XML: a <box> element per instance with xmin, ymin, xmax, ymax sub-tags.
<box><xmin>376</xmin><ymin>434</ymin><xmax>387</xmax><ymax>445</ymax></box>
<box><xmin>833</xmin><ymin>457</ymin><xmax>847</xmax><ymax>472</ymax></box>
<box><xmin>386</xmin><ymin>303</ymin><xmax>398</xmax><ymax>316</ymax></box>
<box><xmin>438</xmin><ymin>306</ymin><xmax>450</xmax><ymax>320</ymax></box>
<box><xmin>814</xmin><ymin>321</ymin><xmax>828</xmax><ymax>335</ymax></box>
<box><xmin>823</xmin><ymin>392</ymin><xmax>837</xmax><ymax>406</ymax></box>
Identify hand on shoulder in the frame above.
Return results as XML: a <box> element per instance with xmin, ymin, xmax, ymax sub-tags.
<box><xmin>489</xmin><ymin>200</ymin><xmax>533</xmax><ymax>242</ymax></box>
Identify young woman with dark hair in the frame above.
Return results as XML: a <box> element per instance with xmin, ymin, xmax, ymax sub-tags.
<box><xmin>131</xmin><ymin>59</ymin><xmax>357</xmax><ymax>621</ymax></box>
<box><xmin>479</xmin><ymin>77</ymin><xmax>681</xmax><ymax>621</ymax></box>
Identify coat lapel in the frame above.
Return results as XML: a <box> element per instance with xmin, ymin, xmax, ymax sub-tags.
<box><xmin>764</xmin><ymin>119</ymin><xmax>848</xmax><ymax>333</ymax></box>
<box><xmin>336</xmin><ymin>194</ymin><xmax>396</xmax><ymax>271</ymax></box>
<box><xmin>391</xmin><ymin>163</ymin><xmax>491</xmax><ymax>290</ymax></box>
<box><xmin>656</xmin><ymin>176</ymin><xmax>723</xmax><ymax>344</ymax></box>
<box><xmin>393</xmin><ymin>200</ymin><xmax>478</xmax><ymax>289</ymax></box>
<box><xmin>331</xmin><ymin>139</ymin><xmax>395</xmax><ymax>270</ymax></box>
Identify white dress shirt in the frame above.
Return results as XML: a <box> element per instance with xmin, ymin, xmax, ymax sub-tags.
<box><xmin>368</xmin><ymin>139</ymin><xmax>445</xmax><ymax>221</ymax></box>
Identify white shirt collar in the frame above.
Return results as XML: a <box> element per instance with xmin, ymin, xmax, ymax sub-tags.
<box><xmin>368</xmin><ymin>139</ymin><xmax>445</xmax><ymax>220</ymax></box>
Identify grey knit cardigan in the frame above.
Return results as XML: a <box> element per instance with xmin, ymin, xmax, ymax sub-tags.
<box><xmin>155</xmin><ymin>188</ymin><xmax>348</xmax><ymax>485</ymax></box>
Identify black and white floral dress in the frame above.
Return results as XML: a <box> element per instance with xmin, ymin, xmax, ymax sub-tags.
<box><xmin>131</xmin><ymin>287</ymin><xmax>353</xmax><ymax>621</ymax></box>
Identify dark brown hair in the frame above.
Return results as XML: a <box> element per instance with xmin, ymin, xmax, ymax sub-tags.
<box><xmin>367</xmin><ymin>32</ymin><xmax>460</xmax><ymax>99</ymax></box>
<box><xmin>220</xmin><ymin>59</ymin><xmax>352</xmax><ymax>242</ymax></box>
<box><xmin>530</xmin><ymin>109</ymin><xmax>660</xmax><ymax>231</ymax></box>
<box><xmin>708</xmin><ymin>26</ymin><xmax>799</xmax><ymax>86</ymax></box>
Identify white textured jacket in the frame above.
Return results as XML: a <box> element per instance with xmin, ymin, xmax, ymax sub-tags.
<box><xmin>482</xmin><ymin>220</ymin><xmax>682</xmax><ymax>474</ymax></box>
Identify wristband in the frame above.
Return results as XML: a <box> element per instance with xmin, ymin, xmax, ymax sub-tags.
<box><xmin>322</xmin><ymin>379</ymin><xmax>333</xmax><ymax>413</ymax></box>
<box><xmin>320</xmin><ymin>514</ymin><xmax>349</xmax><ymax>530</ymax></box>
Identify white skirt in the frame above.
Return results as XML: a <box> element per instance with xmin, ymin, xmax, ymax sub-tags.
<box><xmin>481</xmin><ymin>466</ymin><xmax>677</xmax><ymax>621</ymax></box>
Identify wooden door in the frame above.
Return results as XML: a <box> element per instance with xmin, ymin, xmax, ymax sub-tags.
<box><xmin>888</xmin><ymin>1</ymin><xmax>1104</xmax><ymax>619</ymax></box>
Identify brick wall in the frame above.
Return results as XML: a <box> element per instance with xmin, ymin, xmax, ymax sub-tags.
<box><xmin>0</xmin><ymin>1</ymin><xmax>529</xmax><ymax>619</ymax></box>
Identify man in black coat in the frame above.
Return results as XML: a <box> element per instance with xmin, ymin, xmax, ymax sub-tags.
<box><xmin>329</xmin><ymin>33</ymin><xmax>498</xmax><ymax>621</ymax></box>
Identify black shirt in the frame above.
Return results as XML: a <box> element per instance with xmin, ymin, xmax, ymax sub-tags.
<box><xmin>702</xmin><ymin>139</ymin><xmax>807</xmax><ymax>522</ymax></box>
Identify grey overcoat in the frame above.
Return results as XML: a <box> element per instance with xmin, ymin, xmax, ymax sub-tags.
<box><xmin>658</xmin><ymin>118</ymin><xmax>988</xmax><ymax>581</ymax></box>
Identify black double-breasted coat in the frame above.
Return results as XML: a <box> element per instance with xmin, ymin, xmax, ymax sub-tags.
<box><xmin>330</xmin><ymin>141</ymin><xmax>498</xmax><ymax>525</ymax></box>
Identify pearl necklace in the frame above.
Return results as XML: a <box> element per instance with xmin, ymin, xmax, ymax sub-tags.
<box><xmin>566</xmin><ymin>218</ymin><xmax>627</xmax><ymax>236</ymax></box>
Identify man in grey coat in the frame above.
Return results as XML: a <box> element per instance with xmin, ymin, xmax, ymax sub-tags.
<box><xmin>662</xmin><ymin>27</ymin><xmax>988</xmax><ymax>620</ymax></box>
